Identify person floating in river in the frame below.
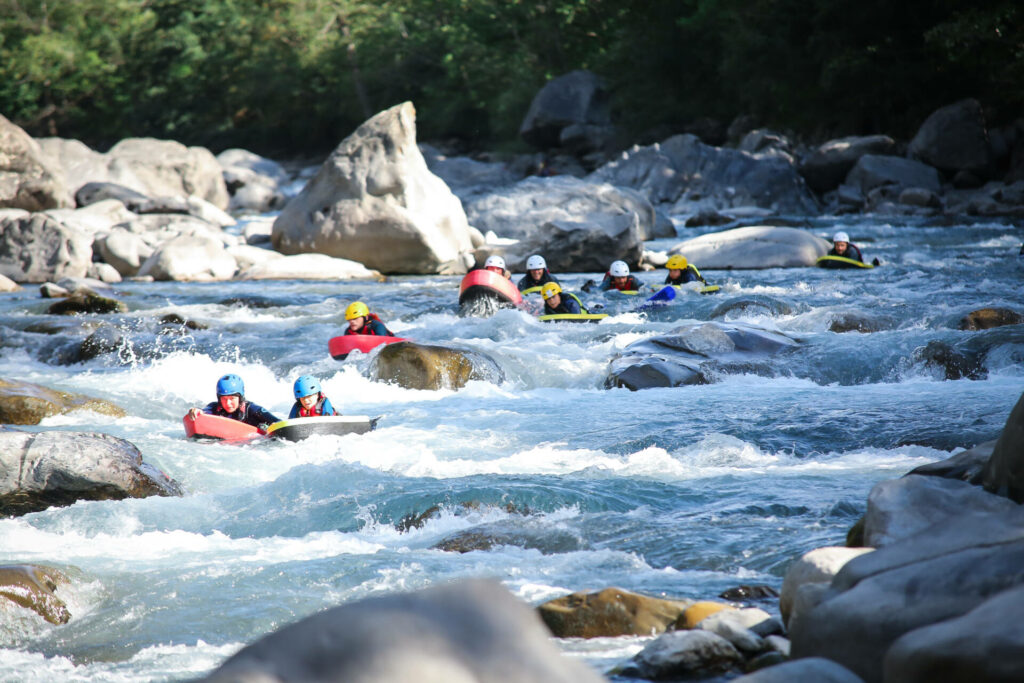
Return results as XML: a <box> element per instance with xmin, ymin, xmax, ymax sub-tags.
<box><xmin>541</xmin><ymin>282</ymin><xmax>586</xmax><ymax>315</ymax></box>
<box><xmin>599</xmin><ymin>260</ymin><xmax>643</xmax><ymax>292</ymax></box>
<box><xmin>664</xmin><ymin>254</ymin><xmax>707</xmax><ymax>286</ymax></box>
<box><xmin>517</xmin><ymin>254</ymin><xmax>560</xmax><ymax>292</ymax></box>
<box><xmin>828</xmin><ymin>231</ymin><xmax>863</xmax><ymax>262</ymax></box>
<box><xmin>187</xmin><ymin>373</ymin><xmax>280</xmax><ymax>428</ymax></box>
<box><xmin>289</xmin><ymin>375</ymin><xmax>338</xmax><ymax>418</ymax></box>
<box><xmin>345</xmin><ymin>301</ymin><xmax>392</xmax><ymax>336</ymax></box>
<box><xmin>483</xmin><ymin>255</ymin><xmax>512</xmax><ymax>280</ymax></box>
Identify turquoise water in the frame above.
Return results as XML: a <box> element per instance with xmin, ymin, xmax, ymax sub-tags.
<box><xmin>0</xmin><ymin>216</ymin><xmax>1021</xmax><ymax>681</ymax></box>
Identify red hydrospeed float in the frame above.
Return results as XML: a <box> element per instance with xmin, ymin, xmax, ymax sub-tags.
<box><xmin>328</xmin><ymin>335</ymin><xmax>406</xmax><ymax>360</ymax></box>
<box><xmin>458</xmin><ymin>269</ymin><xmax>523</xmax><ymax>313</ymax></box>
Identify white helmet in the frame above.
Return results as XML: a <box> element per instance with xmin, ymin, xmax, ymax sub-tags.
<box><xmin>609</xmin><ymin>260</ymin><xmax>629</xmax><ymax>277</ymax></box>
<box><xmin>484</xmin><ymin>255</ymin><xmax>506</xmax><ymax>270</ymax></box>
<box><xmin>526</xmin><ymin>255</ymin><xmax>546</xmax><ymax>270</ymax></box>
<box><xmin>833</xmin><ymin>231</ymin><xmax>850</xmax><ymax>243</ymax></box>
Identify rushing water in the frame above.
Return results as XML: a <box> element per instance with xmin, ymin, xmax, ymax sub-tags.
<box><xmin>0</xmin><ymin>216</ymin><xmax>1022</xmax><ymax>681</ymax></box>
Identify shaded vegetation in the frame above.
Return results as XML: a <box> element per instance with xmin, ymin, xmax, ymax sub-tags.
<box><xmin>1</xmin><ymin>0</ymin><xmax>1020</xmax><ymax>155</ymax></box>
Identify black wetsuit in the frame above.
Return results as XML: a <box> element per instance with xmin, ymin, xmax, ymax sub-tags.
<box><xmin>543</xmin><ymin>293</ymin><xmax>584</xmax><ymax>315</ymax></box>
<box><xmin>665</xmin><ymin>265</ymin><xmax>705</xmax><ymax>285</ymax></box>
<box><xmin>203</xmin><ymin>400</ymin><xmax>280</xmax><ymax>427</ymax></box>
<box><xmin>517</xmin><ymin>270</ymin><xmax>560</xmax><ymax>292</ymax></box>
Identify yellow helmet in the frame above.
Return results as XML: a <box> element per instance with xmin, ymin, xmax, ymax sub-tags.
<box><xmin>345</xmin><ymin>301</ymin><xmax>369</xmax><ymax>320</ymax></box>
<box><xmin>666</xmin><ymin>255</ymin><xmax>688</xmax><ymax>270</ymax></box>
<box><xmin>541</xmin><ymin>282</ymin><xmax>562</xmax><ymax>300</ymax></box>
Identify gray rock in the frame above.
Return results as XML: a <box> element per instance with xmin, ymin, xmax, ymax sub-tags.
<box><xmin>863</xmin><ymin>475</ymin><xmax>1019</xmax><ymax>548</ymax></box>
<box><xmin>137</xmin><ymin>234</ymin><xmax>238</xmax><ymax>282</ymax></box>
<box><xmin>671</xmin><ymin>226</ymin><xmax>830</xmax><ymax>269</ymax></box>
<box><xmin>519</xmin><ymin>70</ymin><xmax>611</xmax><ymax>149</ymax></box>
<box><xmin>846</xmin><ymin>155</ymin><xmax>942</xmax><ymax>194</ymax></box>
<box><xmin>0</xmin><ymin>378</ymin><xmax>126</xmax><ymax>425</ymax></box>
<box><xmin>909</xmin><ymin>99</ymin><xmax>995</xmax><ymax>177</ymax></box>
<box><xmin>0</xmin><ymin>274</ymin><xmax>19</xmax><ymax>292</ymax></box>
<box><xmin>95</xmin><ymin>228</ymin><xmax>155</xmax><ymax>276</ymax></box>
<box><xmin>908</xmin><ymin>440</ymin><xmax>994</xmax><ymax>484</ymax></box>
<box><xmin>0</xmin><ymin>114</ymin><xmax>73</xmax><ymax>211</ymax></box>
<box><xmin>982</xmin><ymin>389</ymin><xmax>1024</xmax><ymax>502</ymax></box>
<box><xmin>420</xmin><ymin>145</ymin><xmax>521</xmax><ymax>201</ymax></box>
<box><xmin>371</xmin><ymin>342</ymin><xmax>504</xmax><ymax>391</ymax></box>
<box><xmin>0</xmin><ymin>430</ymin><xmax>182</xmax><ymax>516</ymax></box>
<box><xmin>731</xmin><ymin>657</ymin><xmax>864</xmax><ymax>683</ymax></box>
<box><xmin>624</xmin><ymin>630</ymin><xmax>744</xmax><ymax>680</ymax></box>
<box><xmin>883</xmin><ymin>583</ymin><xmax>1024</xmax><ymax>682</ymax></box>
<box><xmin>800</xmin><ymin>135</ymin><xmax>898</xmax><ymax>194</ymax></box>
<box><xmin>898</xmin><ymin>187</ymin><xmax>942</xmax><ymax>208</ymax></box>
<box><xmin>0</xmin><ymin>213</ymin><xmax>92</xmax><ymax>283</ymax></box>
<box><xmin>605</xmin><ymin>354</ymin><xmax>706</xmax><ymax>390</ymax></box>
<box><xmin>236</xmin><ymin>253</ymin><xmax>379</xmax><ymax>281</ymax></box>
<box><xmin>217</xmin><ymin>148</ymin><xmax>289</xmax><ymax>214</ymax></box>
<box><xmin>272</xmin><ymin>102</ymin><xmax>475</xmax><ymax>275</ymax></box>
<box><xmin>0</xmin><ymin>564</ymin><xmax>71</xmax><ymax>625</ymax></box>
<box><xmin>537</xmin><ymin>586</ymin><xmax>694</xmax><ymax>638</ymax></box>
<box><xmin>780</xmin><ymin>547</ymin><xmax>874</xmax><ymax>626</ymax></box>
<box><xmin>465</xmin><ymin>175</ymin><xmax>650</xmax><ymax>272</ymax></box>
<box><xmin>74</xmin><ymin>181</ymin><xmax>150</xmax><ymax>208</ymax></box>
<box><xmin>202</xmin><ymin>578</ymin><xmax>604</xmax><ymax>683</ymax></box>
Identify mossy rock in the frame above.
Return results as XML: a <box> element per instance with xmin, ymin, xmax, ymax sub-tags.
<box><xmin>0</xmin><ymin>378</ymin><xmax>126</xmax><ymax>424</ymax></box>
<box><xmin>0</xmin><ymin>564</ymin><xmax>71</xmax><ymax>624</ymax></box>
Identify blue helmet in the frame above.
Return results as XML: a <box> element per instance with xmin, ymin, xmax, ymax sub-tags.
<box><xmin>216</xmin><ymin>373</ymin><xmax>244</xmax><ymax>397</ymax></box>
<box><xmin>293</xmin><ymin>375</ymin><xmax>321</xmax><ymax>399</ymax></box>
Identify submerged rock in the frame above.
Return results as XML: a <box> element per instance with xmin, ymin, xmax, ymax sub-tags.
<box><xmin>46</xmin><ymin>290</ymin><xmax>127</xmax><ymax>315</ymax></box>
<box><xmin>202</xmin><ymin>578</ymin><xmax>604</xmax><ymax>683</ymax></box>
<box><xmin>0</xmin><ymin>430</ymin><xmax>182</xmax><ymax>517</ymax></box>
<box><xmin>538</xmin><ymin>587</ymin><xmax>695</xmax><ymax>638</ymax></box>
<box><xmin>371</xmin><ymin>341</ymin><xmax>504</xmax><ymax>390</ymax></box>
<box><xmin>0</xmin><ymin>564</ymin><xmax>71</xmax><ymax>625</ymax></box>
<box><xmin>0</xmin><ymin>378</ymin><xmax>125</xmax><ymax>424</ymax></box>
<box><xmin>958</xmin><ymin>306</ymin><xmax>1024</xmax><ymax>330</ymax></box>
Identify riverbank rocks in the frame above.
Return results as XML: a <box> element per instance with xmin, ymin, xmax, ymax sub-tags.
<box><xmin>0</xmin><ymin>115</ymin><xmax>73</xmax><ymax>211</ymax></box>
<box><xmin>0</xmin><ymin>378</ymin><xmax>125</xmax><ymax>424</ymax></box>
<box><xmin>0</xmin><ymin>430</ymin><xmax>182</xmax><ymax>517</ymax></box>
<box><xmin>619</xmin><ymin>630</ymin><xmax>745</xmax><ymax>680</ymax></box>
<box><xmin>671</xmin><ymin>226</ymin><xmax>830</xmax><ymax>269</ymax></box>
<box><xmin>38</xmin><ymin>137</ymin><xmax>229</xmax><ymax>209</ymax></box>
<box><xmin>845</xmin><ymin>155</ymin><xmax>942</xmax><ymax>195</ymax></box>
<box><xmin>589</xmin><ymin>133</ymin><xmax>819</xmax><ymax>214</ymax></box>
<box><xmin>216</xmin><ymin>148</ymin><xmax>289</xmax><ymax>214</ymax></box>
<box><xmin>466</xmin><ymin>175</ymin><xmax>650</xmax><ymax>272</ymax></box>
<box><xmin>958</xmin><ymin>306</ymin><xmax>1023</xmax><ymax>330</ymax></box>
<box><xmin>982</xmin><ymin>389</ymin><xmax>1024</xmax><ymax>502</ymax></box>
<box><xmin>0</xmin><ymin>564</ymin><xmax>71</xmax><ymax>625</ymax></box>
<box><xmin>780</xmin><ymin>546</ymin><xmax>873</xmax><ymax>627</ymax></box>
<box><xmin>202</xmin><ymin>578</ymin><xmax>603</xmax><ymax>683</ymax></box>
<box><xmin>137</xmin><ymin>234</ymin><xmax>238</xmax><ymax>281</ymax></box>
<box><xmin>731</xmin><ymin>657</ymin><xmax>864</xmax><ymax>683</ymax></box>
<box><xmin>909</xmin><ymin>99</ymin><xmax>995</xmax><ymax>178</ymax></box>
<box><xmin>235</xmin><ymin>253</ymin><xmax>381</xmax><ymax>281</ymax></box>
<box><xmin>0</xmin><ymin>213</ymin><xmax>92</xmax><ymax>283</ymax></box>
<box><xmin>0</xmin><ymin>274</ymin><xmax>20</xmax><ymax>292</ymax></box>
<box><xmin>371</xmin><ymin>341</ymin><xmax>504</xmax><ymax>390</ymax></box>
<box><xmin>799</xmin><ymin>135</ymin><xmax>898</xmax><ymax>194</ymax></box>
<box><xmin>519</xmin><ymin>69</ymin><xmax>613</xmax><ymax>152</ymax></box>
<box><xmin>537</xmin><ymin>587</ymin><xmax>694</xmax><ymax>638</ymax></box>
<box><xmin>272</xmin><ymin>102</ymin><xmax>476</xmax><ymax>275</ymax></box>
<box><xmin>47</xmin><ymin>290</ymin><xmax>127</xmax><ymax>315</ymax></box>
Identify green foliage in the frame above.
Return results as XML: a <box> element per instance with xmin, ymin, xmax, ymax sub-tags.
<box><xmin>0</xmin><ymin>0</ymin><xmax>1021</xmax><ymax>154</ymax></box>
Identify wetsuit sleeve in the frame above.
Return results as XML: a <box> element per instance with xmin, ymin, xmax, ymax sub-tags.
<box><xmin>370</xmin><ymin>319</ymin><xmax>392</xmax><ymax>336</ymax></box>
<box><xmin>245</xmin><ymin>402</ymin><xmax>281</xmax><ymax>427</ymax></box>
<box><xmin>565</xmin><ymin>297</ymin><xmax>581</xmax><ymax>314</ymax></box>
<box><xmin>517</xmin><ymin>277</ymin><xmax>530</xmax><ymax>292</ymax></box>
<box><xmin>288</xmin><ymin>403</ymin><xmax>300</xmax><ymax>419</ymax></box>
<box><xmin>322</xmin><ymin>397</ymin><xmax>339</xmax><ymax>416</ymax></box>
<box><xmin>201</xmin><ymin>401</ymin><xmax>219</xmax><ymax>415</ymax></box>
<box><xmin>598</xmin><ymin>275</ymin><xmax>612</xmax><ymax>291</ymax></box>
<box><xmin>849</xmin><ymin>244</ymin><xmax>864</xmax><ymax>262</ymax></box>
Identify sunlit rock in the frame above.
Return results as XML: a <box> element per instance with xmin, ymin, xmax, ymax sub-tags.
<box><xmin>202</xmin><ymin>578</ymin><xmax>604</xmax><ymax>683</ymax></box>
<box><xmin>0</xmin><ymin>378</ymin><xmax>125</xmax><ymax>424</ymax></box>
<box><xmin>538</xmin><ymin>586</ymin><xmax>695</xmax><ymax>638</ymax></box>
<box><xmin>371</xmin><ymin>341</ymin><xmax>503</xmax><ymax>391</ymax></box>
<box><xmin>137</xmin><ymin>234</ymin><xmax>238</xmax><ymax>281</ymax></box>
<box><xmin>671</xmin><ymin>226</ymin><xmax>829</xmax><ymax>269</ymax></box>
<box><xmin>0</xmin><ymin>564</ymin><xmax>71</xmax><ymax>625</ymax></box>
<box><xmin>0</xmin><ymin>213</ymin><xmax>92</xmax><ymax>283</ymax></box>
<box><xmin>0</xmin><ymin>115</ymin><xmax>73</xmax><ymax>211</ymax></box>
<box><xmin>272</xmin><ymin>102</ymin><xmax>476</xmax><ymax>275</ymax></box>
<box><xmin>0</xmin><ymin>430</ymin><xmax>182</xmax><ymax>517</ymax></box>
<box><xmin>235</xmin><ymin>253</ymin><xmax>380</xmax><ymax>281</ymax></box>
<box><xmin>958</xmin><ymin>306</ymin><xmax>1024</xmax><ymax>330</ymax></box>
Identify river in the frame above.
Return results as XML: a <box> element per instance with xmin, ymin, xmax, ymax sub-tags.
<box><xmin>0</xmin><ymin>215</ymin><xmax>1021</xmax><ymax>681</ymax></box>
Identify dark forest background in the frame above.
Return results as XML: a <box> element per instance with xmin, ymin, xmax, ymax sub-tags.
<box><xmin>1</xmin><ymin>0</ymin><xmax>1020</xmax><ymax>156</ymax></box>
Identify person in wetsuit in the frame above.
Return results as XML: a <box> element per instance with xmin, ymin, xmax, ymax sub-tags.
<box><xmin>664</xmin><ymin>254</ymin><xmax>706</xmax><ymax>285</ymax></box>
<box><xmin>599</xmin><ymin>260</ymin><xmax>643</xmax><ymax>292</ymax></box>
<box><xmin>344</xmin><ymin>301</ymin><xmax>392</xmax><ymax>336</ymax></box>
<box><xmin>517</xmin><ymin>254</ymin><xmax>560</xmax><ymax>292</ymax></box>
<box><xmin>188</xmin><ymin>373</ymin><xmax>280</xmax><ymax>429</ymax></box>
<box><xmin>828</xmin><ymin>231</ymin><xmax>863</xmax><ymax>262</ymax></box>
<box><xmin>541</xmin><ymin>282</ymin><xmax>586</xmax><ymax>315</ymax></box>
<box><xmin>289</xmin><ymin>375</ymin><xmax>338</xmax><ymax>418</ymax></box>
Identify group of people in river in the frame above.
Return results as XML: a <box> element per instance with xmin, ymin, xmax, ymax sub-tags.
<box><xmin>193</xmin><ymin>231</ymin><xmax>871</xmax><ymax>431</ymax></box>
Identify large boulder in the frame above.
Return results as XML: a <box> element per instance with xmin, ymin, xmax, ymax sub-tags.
<box><xmin>519</xmin><ymin>70</ymin><xmax>612</xmax><ymax>150</ymax></box>
<box><xmin>671</xmin><ymin>226</ymin><xmax>830</xmax><ymax>269</ymax></box>
<box><xmin>845</xmin><ymin>155</ymin><xmax>942</xmax><ymax>195</ymax></box>
<box><xmin>137</xmin><ymin>234</ymin><xmax>238</xmax><ymax>282</ymax></box>
<box><xmin>589</xmin><ymin>134</ymin><xmax>820</xmax><ymax>214</ymax></box>
<box><xmin>982</xmin><ymin>389</ymin><xmax>1024</xmax><ymax>501</ymax></box>
<box><xmin>779</xmin><ymin>546</ymin><xmax>874</xmax><ymax>627</ymax></box>
<box><xmin>0</xmin><ymin>564</ymin><xmax>71</xmax><ymax>625</ymax></box>
<box><xmin>799</xmin><ymin>135</ymin><xmax>898</xmax><ymax>194</ymax></box>
<box><xmin>371</xmin><ymin>342</ymin><xmax>504</xmax><ymax>390</ymax></box>
<box><xmin>0</xmin><ymin>430</ymin><xmax>182</xmax><ymax>516</ymax></box>
<box><xmin>235</xmin><ymin>253</ymin><xmax>381</xmax><ymax>281</ymax></box>
<box><xmin>420</xmin><ymin>145</ymin><xmax>521</xmax><ymax>202</ymax></box>
<box><xmin>731</xmin><ymin>658</ymin><xmax>864</xmax><ymax>683</ymax></box>
<box><xmin>0</xmin><ymin>212</ymin><xmax>92</xmax><ymax>283</ymax></box>
<box><xmin>39</xmin><ymin>137</ymin><xmax>229</xmax><ymax>209</ymax></box>
<box><xmin>620</xmin><ymin>630</ymin><xmax>745</xmax><ymax>680</ymax></box>
<box><xmin>0</xmin><ymin>115</ymin><xmax>73</xmax><ymax>211</ymax></box>
<box><xmin>202</xmin><ymin>578</ymin><xmax>604</xmax><ymax>683</ymax></box>
<box><xmin>909</xmin><ymin>99</ymin><xmax>995</xmax><ymax>177</ymax></box>
<box><xmin>217</xmin><ymin>148</ymin><xmax>289</xmax><ymax>214</ymax></box>
<box><xmin>465</xmin><ymin>175</ymin><xmax>650</xmax><ymax>272</ymax></box>
<box><xmin>272</xmin><ymin>102</ymin><xmax>476</xmax><ymax>275</ymax></box>
<box><xmin>94</xmin><ymin>227</ymin><xmax>156</xmax><ymax>276</ymax></box>
<box><xmin>537</xmin><ymin>587</ymin><xmax>694</xmax><ymax>638</ymax></box>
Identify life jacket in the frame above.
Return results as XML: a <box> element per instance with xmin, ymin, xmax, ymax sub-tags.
<box><xmin>545</xmin><ymin>292</ymin><xmax>587</xmax><ymax>315</ymax></box>
<box><xmin>603</xmin><ymin>273</ymin><xmax>641</xmax><ymax>291</ymax></box>
<box><xmin>665</xmin><ymin>265</ymin><xmax>705</xmax><ymax>285</ymax></box>
<box><xmin>295</xmin><ymin>393</ymin><xmax>334</xmax><ymax>417</ymax></box>
<box><xmin>346</xmin><ymin>312</ymin><xmax>388</xmax><ymax>336</ymax></box>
